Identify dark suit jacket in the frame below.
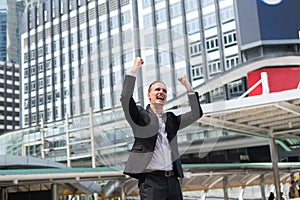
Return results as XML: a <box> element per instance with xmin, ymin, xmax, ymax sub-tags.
<box><xmin>120</xmin><ymin>75</ymin><xmax>203</xmax><ymax>178</ymax></box>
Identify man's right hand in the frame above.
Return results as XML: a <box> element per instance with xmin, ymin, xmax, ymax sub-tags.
<box><xmin>131</xmin><ymin>57</ymin><xmax>144</xmax><ymax>74</ymax></box>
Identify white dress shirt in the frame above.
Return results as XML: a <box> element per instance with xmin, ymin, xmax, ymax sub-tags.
<box><xmin>146</xmin><ymin>113</ymin><xmax>173</xmax><ymax>171</ymax></box>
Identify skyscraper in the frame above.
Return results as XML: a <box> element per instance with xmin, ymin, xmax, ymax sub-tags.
<box><xmin>20</xmin><ymin>0</ymin><xmax>243</xmax><ymax>128</ymax></box>
<box><xmin>0</xmin><ymin>0</ymin><xmax>27</xmax><ymax>63</ymax></box>
<box><xmin>0</xmin><ymin>2</ymin><xmax>7</xmax><ymax>62</ymax></box>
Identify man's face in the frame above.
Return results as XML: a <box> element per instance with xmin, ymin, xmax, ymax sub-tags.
<box><xmin>148</xmin><ymin>82</ymin><xmax>167</xmax><ymax>106</ymax></box>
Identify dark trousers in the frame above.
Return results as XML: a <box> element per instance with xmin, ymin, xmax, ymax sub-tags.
<box><xmin>138</xmin><ymin>173</ymin><xmax>183</xmax><ymax>200</ymax></box>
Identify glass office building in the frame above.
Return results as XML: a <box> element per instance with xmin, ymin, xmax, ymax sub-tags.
<box><xmin>0</xmin><ymin>0</ymin><xmax>26</xmax><ymax>63</ymax></box>
<box><xmin>21</xmin><ymin>0</ymin><xmax>241</xmax><ymax>127</ymax></box>
<box><xmin>0</xmin><ymin>9</ymin><xmax>7</xmax><ymax>61</ymax></box>
<box><xmin>5</xmin><ymin>0</ymin><xmax>298</xmax><ymax>166</ymax></box>
<box><xmin>17</xmin><ymin>0</ymin><xmax>245</xmax><ymax>166</ymax></box>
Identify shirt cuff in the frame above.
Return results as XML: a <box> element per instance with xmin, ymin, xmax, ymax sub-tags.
<box><xmin>128</xmin><ymin>72</ymin><xmax>137</xmax><ymax>77</ymax></box>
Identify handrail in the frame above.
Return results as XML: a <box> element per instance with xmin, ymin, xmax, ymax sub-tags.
<box><xmin>239</xmin><ymin>72</ymin><xmax>269</xmax><ymax>99</ymax></box>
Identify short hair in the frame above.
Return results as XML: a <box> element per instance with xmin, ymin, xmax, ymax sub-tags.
<box><xmin>291</xmin><ymin>180</ymin><xmax>295</xmax><ymax>184</ymax></box>
<box><xmin>148</xmin><ymin>81</ymin><xmax>166</xmax><ymax>93</ymax></box>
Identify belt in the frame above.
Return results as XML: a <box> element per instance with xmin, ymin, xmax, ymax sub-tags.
<box><xmin>150</xmin><ymin>170</ymin><xmax>175</xmax><ymax>177</ymax></box>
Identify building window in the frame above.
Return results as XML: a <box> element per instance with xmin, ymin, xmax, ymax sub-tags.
<box><xmin>38</xmin><ymin>63</ymin><xmax>43</xmax><ymax>73</ymax></box>
<box><xmin>39</xmin><ymin>78</ymin><xmax>44</xmax><ymax>89</ymax></box>
<box><xmin>60</xmin><ymin>1</ymin><xmax>64</xmax><ymax>14</ymax></box>
<box><xmin>47</xmin><ymin>92</ymin><xmax>52</xmax><ymax>103</ymax></box>
<box><xmin>24</xmin><ymin>53</ymin><xmax>28</xmax><ymax>62</ymax></box>
<box><xmin>110</xmin><ymin>16</ymin><xmax>118</xmax><ymax>29</ymax></box>
<box><xmin>170</xmin><ymin>3</ymin><xmax>181</xmax><ymax>19</ymax></box>
<box><xmin>142</xmin><ymin>0</ymin><xmax>151</xmax><ymax>8</ymax></box>
<box><xmin>185</xmin><ymin>0</ymin><xmax>198</xmax><ymax>13</ymax></box>
<box><xmin>24</xmin><ymin>83</ymin><xmax>29</xmax><ymax>93</ymax></box>
<box><xmin>201</xmin><ymin>0</ymin><xmax>214</xmax><ymax>7</ymax></box>
<box><xmin>38</xmin><ymin>47</ymin><xmax>43</xmax><ymax>57</ymax></box>
<box><xmin>203</xmin><ymin>12</ymin><xmax>216</xmax><ymax>30</ymax></box>
<box><xmin>143</xmin><ymin>14</ymin><xmax>152</xmax><ymax>28</ymax></box>
<box><xmin>208</xmin><ymin>60</ymin><xmax>221</xmax><ymax>75</ymax></box>
<box><xmin>24</xmin><ymin>99</ymin><xmax>29</xmax><ymax>109</ymax></box>
<box><xmin>64</xmin><ymin>88</ymin><xmax>69</xmax><ymax>99</ymax></box>
<box><xmin>99</xmin><ymin>21</ymin><xmax>107</xmax><ymax>33</ymax></box>
<box><xmin>55</xmin><ymin>107</ymin><xmax>59</xmax><ymax>119</ymax></box>
<box><xmin>210</xmin><ymin>87</ymin><xmax>224</xmax><ymax>98</ymax></box>
<box><xmin>46</xmin><ymin>76</ymin><xmax>51</xmax><ymax>86</ymax></box>
<box><xmin>225</xmin><ymin>55</ymin><xmax>239</xmax><ymax>70</ymax></box>
<box><xmin>223</xmin><ymin>31</ymin><xmax>237</xmax><ymax>48</ymax></box>
<box><xmin>228</xmin><ymin>80</ymin><xmax>243</xmax><ymax>95</ymax></box>
<box><xmin>31</xmin><ymin>50</ymin><xmax>36</xmax><ymax>60</ymax></box>
<box><xmin>32</xmin><ymin>113</ymin><xmax>36</xmax><ymax>123</ymax></box>
<box><xmin>191</xmin><ymin>64</ymin><xmax>203</xmax><ymax>81</ymax></box>
<box><xmin>187</xmin><ymin>18</ymin><xmax>200</xmax><ymax>35</ymax></box>
<box><xmin>156</xmin><ymin>8</ymin><xmax>166</xmax><ymax>24</ymax></box>
<box><xmin>190</xmin><ymin>41</ymin><xmax>201</xmax><ymax>56</ymax></box>
<box><xmin>31</xmin><ymin>97</ymin><xmax>36</xmax><ymax>107</ymax></box>
<box><xmin>24</xmin><ymin>68</ymin><xmax>29</xmax><ymax>78</ymax></box>
<box><xmin>121</xmin><ymin>11</ymin><xmax>131</xmax><ymax>25</ymax></box>
<box><xmin>101</xmin><ymin>75</ymin><xmax>104</xmax><ymax>88</ymax></box>
<box><xmin>44</xmin><ymin>10</ymin><xmax>48</xmax><ymax>21</ymax></box>
<box><xmin>39</xmin><ymin>95</ymin><xmax>44</xmax><ymax>105</ymax></box>
<box><xmin>91</xmin><ymin>79</ymin><xmax>95</xmax><ymax>91</ymax></box>
<box><xmin>102</xmin><ymin>94</ymin><xmax>105</xmax><ymax>107</ymax></box>
<box><xmin>31</xmin><ymin>81</ymin><xmax>36</xmax><ymax>91</ymax></box>
<box><xmin>206</xmin><ymin>37</ymin><xmax>219</xmax><ymax>52</ymax></box>
<box><xmin>221</xmin><ymin>6</ymin><xmax>235</xmax><ymax>24</ymax></box>
<box><xmin>31</xmin><ymin>65</ymin><xmax>36</xmax><ymax>76</ymax></box>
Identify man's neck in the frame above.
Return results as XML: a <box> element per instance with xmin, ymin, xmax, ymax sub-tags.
<box><xmin>150</xmin><ymin>104</ymin><xmax>163</xmax><ymax>115</ymax></box>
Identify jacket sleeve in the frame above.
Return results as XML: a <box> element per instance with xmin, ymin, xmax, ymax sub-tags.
<box><xmin>120</xmin><ymin>75</ymin><xmax>140</xmax><ymax>127</ymax></box>
<box><xmin>120</xmin><ymin>75</ymin><xmax>159</xmax><ymax>138</ymax></box>
<box><xmin>178</xmin><ymin>92</ymin><xmax>203</xmax><ymax>130</ymax></box>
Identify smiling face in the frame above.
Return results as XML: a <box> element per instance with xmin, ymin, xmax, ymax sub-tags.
<box><xmin>148</xmin><ymin>81</ymin><xmax>167</xmax><ymax>106</ymax></box>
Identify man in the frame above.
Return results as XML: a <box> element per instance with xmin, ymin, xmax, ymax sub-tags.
<box><xmin>289</xmin><ymin>180</ymin><xmax>299</xmax><ymax>198</ymax></box>
<box><xmin>120</xmin><ymin>57</ymin><xmax>203</xmax><ymax>200</ymax></box>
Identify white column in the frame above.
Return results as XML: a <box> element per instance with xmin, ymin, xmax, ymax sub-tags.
<box><xmin>89</xmin><ymin>107</ymin><xmax>96</xmax><ymax>168</ymax></box>
<box><xmin>201</xmin><ymin>190</ymin><xmax>207</xmax><ymax>200</ymax></box>
<box><xmin>65</xmin><ymin>113</ymin><xmax>71</xmax><ymax>167</ymax></box>
<box><xmin>269</xmin><ymin>131</ymin><xmax>281</xmax><ymax>199</ymax></box>
<box><xmin>239</xmin><ymin>186</ymin><xmax>244</xmax><ymax>200</ymax></box>
<box><xmin>51</xmin><ymin>184</ymin><xmax>59</xmax><ymax>200</ymax></box>
<box><xmin>40</xmin><ymin>117</ymin><xmax>45</xmax><ymax>159</ymax></box>
<box><xmin>261</xmin><ymin>72</ymin><xmax>269</xmax><ymax>95</ymax></box>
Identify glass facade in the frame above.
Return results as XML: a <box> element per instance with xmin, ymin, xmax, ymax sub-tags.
<box><xmin>0</xmin><ymin>10</ymin><xmax>6</xmax><ymax>61</ymax></box>
<box><xmin>15</xmin><ymin>0</ymin><xmax>242</xmax><ymax>167</ymax></box>
<box><xmin>21</xmin><ymin>0</ymin><xmax>241</xmax><ymax>128</ymax></box>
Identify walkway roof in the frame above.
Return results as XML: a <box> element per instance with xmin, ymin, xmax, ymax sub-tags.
<box><xmin>0</xmin><ymin>155</ymin><xmax>100</xmax><ymax>195</ymax></box>
<box><xmin>0</xmin><ymin>163</ymin><xmax>299</xmax><ymax>197</ymax></box>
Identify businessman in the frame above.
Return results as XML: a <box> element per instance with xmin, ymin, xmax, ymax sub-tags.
<box><xmin>120</xmin><ymin>57</ymin><xmax>203</xmax><ymax>199</ymax></box>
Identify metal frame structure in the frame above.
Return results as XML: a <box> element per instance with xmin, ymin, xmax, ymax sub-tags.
<box><xmin>0</xmin><ymin>163</ymin><xmax>300</xmax><ymax>199</ymax></box>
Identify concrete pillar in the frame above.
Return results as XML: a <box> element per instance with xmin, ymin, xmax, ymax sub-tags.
<box><xmin>201</xmin><ymin>190</ymin><xmax>207</xmax><ymax>200</ymax></box>
<box><xmin>223</xmin><ymin>176</ymin><xmax>229</xmax><ymax>200</ymax></box>
<box><xmin>0</xmin><ymin>187</ymin><xmax>7</xmax><ymax>200</ymax></box>
<box><xmin>260</xmin><ymin>175</ymin><xmax>266</xmax><ymax>200</ymax></box>
<box><xmin>89</xmin><ymin>107</ymin><xmax>96</xmax><ymax>168</ymax></box>
<box><xmin>120</xmin><ymin>185</ymin><xmax>126</xmax><ymax>200</ymax></box>
<box><xmin>239</xmin><ymin>187</ymin><xmax>244</xmax><ymax>200</ymax></box>
<box><xmin>269</xmin><ymin>132</ymin><xmax>281</xmax><ymax>199</ymax></box>
<box><xmin>51</xmin><ymin>184</ymin><xmax>59</xmax><ymax>200</ymax></box>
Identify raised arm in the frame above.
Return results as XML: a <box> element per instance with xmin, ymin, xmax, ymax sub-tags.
<box><xmin>178</xmin><ymin>75</ymin><xmax>193</xmax><ymax>93</ymax></box>
<box><xmin>177</xmin><ymin>75</ymin><xmax>203</xmax><ymax>130</ymax></box>
<box><xmin>131</xmin><ymin>57</ymin><xmax>144</xmax><ymax>75</ymax></box>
